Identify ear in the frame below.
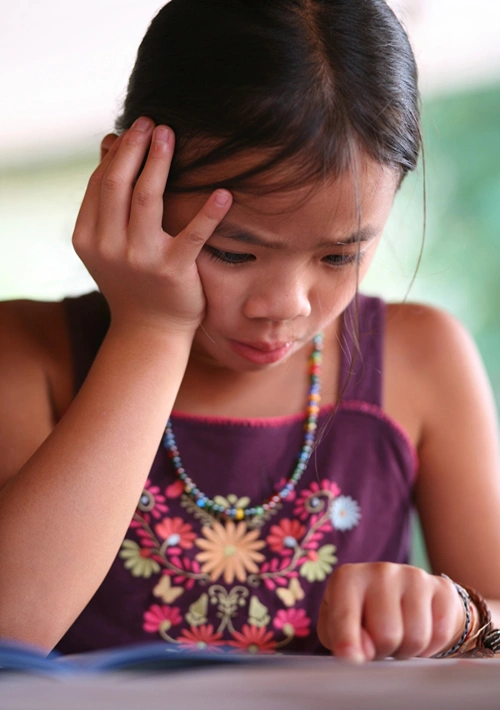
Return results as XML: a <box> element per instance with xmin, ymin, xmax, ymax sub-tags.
<box><xmin>100</xmin><ymin>133</ymin><xmax>120</xmax><ymax>162</ymax></box>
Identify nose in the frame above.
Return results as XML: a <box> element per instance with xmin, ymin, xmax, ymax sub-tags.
<box><xmin>242</xmin><ymin>272</ymin><xmax>312</xmax><ymax>322</ymax></box>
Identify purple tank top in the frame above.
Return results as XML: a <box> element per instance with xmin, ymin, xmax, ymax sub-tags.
<box><xmin>56</xmin><ymin>293</ymin><xmax>417</xmax><ymax>655</ymax></box>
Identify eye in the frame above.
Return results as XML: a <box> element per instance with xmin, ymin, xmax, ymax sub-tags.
<box><xmin>204</xmin><ymin>245</ymin><xmax>255</xmax><ymax>265</ymax></box>
<box><xmin>323</xmin><ymin>252</ymin><xmax>365</xmax><ymax>268</ymax></box>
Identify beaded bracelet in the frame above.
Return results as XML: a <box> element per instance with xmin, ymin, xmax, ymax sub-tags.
<box><xmin>432</xmin><ymin>575</ymin><xmax>472</xmax><ymax>658</ymax></box>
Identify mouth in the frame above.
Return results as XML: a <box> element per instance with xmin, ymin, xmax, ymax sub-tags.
<box><xmin>229</xmin><ymin>339</ymin><xmax>295</xmax><ymax>364</ymax></box>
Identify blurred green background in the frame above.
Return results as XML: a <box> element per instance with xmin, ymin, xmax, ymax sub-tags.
<box><xmin>364</xmin><ymin>82</ymin><xmax>500</xmax><ymax>407</ymax></box>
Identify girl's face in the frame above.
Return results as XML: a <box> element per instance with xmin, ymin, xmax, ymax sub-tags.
<box><xmin>163</xmin><ymin>156</ymin><xmax>398</xmax><ymax>372</ymax></box>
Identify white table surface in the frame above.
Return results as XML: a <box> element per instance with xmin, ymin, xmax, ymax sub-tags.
<box><xmin>2</xmin><ymin>656</ymin><xmax>500</xmax><ymax>710</ymax></box>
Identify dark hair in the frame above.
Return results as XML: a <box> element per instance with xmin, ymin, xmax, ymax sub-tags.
<box><xmin>116</xmin><ymin>0</ymin><xmax>421</xmax><ymax>193</ymax></box>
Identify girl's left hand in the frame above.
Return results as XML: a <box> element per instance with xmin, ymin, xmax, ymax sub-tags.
<box><xmin>317</xmin><ymin>562</ymin><xmax>466</xmax><ymax>661</ymax></box>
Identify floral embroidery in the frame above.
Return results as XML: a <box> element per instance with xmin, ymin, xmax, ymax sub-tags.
<box><xmin>153</xmin><ymin>574</ymin><xmax>184</xmax><ymax>604</ymax></box>
<box><xmin>228</xmin><ymin>624</ymin><xmax>278</xmax><ymax>654</ymax></box>
<box><xmin>299</xmin><ymin>545</ymin><xmax>338</xmax><ymax>583</ymax></box>
<box><xmin>195</xmin><ymin>520</ymin><xmax>266</xmax><ymax>583</ymax></box>
<box><xmin>330</xmin><ymin>495</ymin><xmax>362</xmax><ymax>531</ymax></box>
<box><xmin>143</xmin><ymin>604</ymin><xmax>182</xmax><ymax>638</ymax></box>
<box><xmin>123</xmin><ymin>473</ymin><xmax>361</xmax><ymax>651</ymax></box>
<box><xmin>138</xmin><ymin>479</ymin><xmax>169</xmax><ymax>521</ymax></box>
<box><xmin>178</xmin><ymin>624</ymin><xmax>225</xmax><ymax>649</ymax></box>
<box><xmin>185</xmin><ymin>593</ymin><xmax>209</xmax><ymax>627</ymax></box>
<box><xmin>165</xmin><ymin>480</ymin><xmax>184</xmax><ymax>499</ymax></box>
<box><xmin>213</xmin><ymin>493</ymin><xmax>251</xmax><ymax>511</ymax></box>
<box><xmin>266</xmin><ymin>519</ymin><xmax>306</xmax><ymax>556</ymax></box>
<box><xmin>248</xmin><ymin>596</ymin><xmax>271</xmax><ymax>628</ymax></box>
<box><xmin>276</xmin><ymin>578</ymin><xmax>305</xmax><ymax>607</ymax></box>
<box><xmin>119</xmin><ymin>539</ymin><xmax>161</xmax><ymax>578</ymax></box>
<box><xmin>293</xmin><ymin>479</ymin><xmax>340</xmax><ymax>523</ymax></box>
<box><xmin>155</xmin><ymin>517</ymin><xmax>197</xmax><ymax>552</ymax></box>
<box><xmin>274</xmin><ymin>608</ymin><xmax>311</xmax><ymax>638</ymax></box>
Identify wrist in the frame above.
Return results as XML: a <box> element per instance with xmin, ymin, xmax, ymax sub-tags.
<box><xmin>106</xmin><ymin>317</ymin><xmax>197</xmax><ymax>350</ymax></box>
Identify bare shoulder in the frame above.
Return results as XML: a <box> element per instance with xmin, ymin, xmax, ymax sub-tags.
<box><xmin>383</xmin><ymin>301</ymin><xmax>491</xmax><ymax>446</ymax></box>
<box><xmin>385</xmin><ymin>301</ymin><xmax>477</xmax><ymax>367</ymax></box>
<box><xmin>0</xmin><ymin>298</ymin><xmax>72</xmax><ymax>389</ymax></box>
<box><xmin>0</xmin><ymin>299</ymin><xmax>73</xmax><ymax>485</ymax></box>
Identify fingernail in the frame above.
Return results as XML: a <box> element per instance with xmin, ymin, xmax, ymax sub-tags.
<box><xmin>155</xmin><ymin>126</ymin><xmax>171</xmax><ymax>144</ymax></box>
<box><xmin>134</xmin><ymin>117</ymin><xmax>152</xmax><ymax>132</ymax></box>
<box><xmin>347</xmin><ymin>651</ymin><xmax>366</xmax><ymax>664</ymax></box>
<box><xmin>214</xmin><ymin>190</ymin><xmax>231</xmax><ymax>207</ymax></box>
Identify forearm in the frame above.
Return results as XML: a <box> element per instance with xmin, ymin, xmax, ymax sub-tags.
<box><xmin>0</xmin><ymin>323</ymin><xmax>192</xmax><ymax>650</ymax></box>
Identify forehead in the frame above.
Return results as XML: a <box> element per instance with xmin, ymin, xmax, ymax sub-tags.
<box><xmin>164</xmin><ymin>155</ymin><xmax>398</xmax><ymax>240</ymax></box>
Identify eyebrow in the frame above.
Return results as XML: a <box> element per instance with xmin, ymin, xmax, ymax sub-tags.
<box><xmin>214</xmin><ymin>222</ymin><xmax>379</xmax><ymax>250</ymax></box>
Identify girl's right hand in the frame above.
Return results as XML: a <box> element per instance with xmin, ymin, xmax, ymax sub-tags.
<box><xmin>72</xmin><ymin>117</ymin><xmax>232</xmax><ymax>336</ymax></box>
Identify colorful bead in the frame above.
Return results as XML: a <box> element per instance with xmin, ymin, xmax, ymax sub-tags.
<box><xmin>163</xmin><ymin>332</ymin><xmax>323</xmax><ymax>522</ymax></box>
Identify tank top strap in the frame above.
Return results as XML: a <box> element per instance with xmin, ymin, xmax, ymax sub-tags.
<box><xmin>338</xmin><ymin>294</ymin><xmax>386</xmax><ymax>406</ymax></box>
<box><xmin>62</xmin><ymin>291</ymin><xmax>110</xmax><ymax>394</ymax></box>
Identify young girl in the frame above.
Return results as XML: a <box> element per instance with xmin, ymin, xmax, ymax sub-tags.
<box><xmin>1</xmin><ymin>0</ymin><xmax>500</xmax><ymax>662</ymax></box>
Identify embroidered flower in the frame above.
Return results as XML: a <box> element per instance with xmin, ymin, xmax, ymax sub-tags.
<box><xmin>213</xmin><ymin>493</ymin><xmax>251</xmax><ymax>511</ymax></box>
<box><xmin>165</xmin><ymin>480</ymin><xmax>184</xmax><ymax>499</ymax></box>
<box><xmin>138</xmin><ymin>479</ymin><xmax>168</xmax><ymax>520</ymax></box>
<box><xmin>195</xmin><ymin>520</ymin><xmax>266</xmax><ymax>584</ymax></box>
<box><xmin>119</xmin><ymin>539</ymin><xmax>161</xmax><ymax>578</ymax></box>
<box><xmin>274</xmin><ymin>608</ymin><xmax>311</xmax><ymax>638</ymax></box>
<box><xmin>299</xmin><ymin>544</ymin><xmax>337</xmax><ymax>582</ymax></box>
<box><xmin>266</xmin><ymin>519</ymin><xmax>306</xmax><ymax>556</ymax></box>
<box><xmin>178</xmin><ymin>624</ymin><xmax>225</xmax><ymax>650</ymax></box>
<box><xmin>294</xmin><ymin>480</ymin><xmax>340</xmax><ymax>521</ymax></box>
<box><xmin>229</xmin><ymin>625</ymin><xmax>278</xmax><ymax>654</ymax></box>
<box><xmin>155</xmin><ymin>517</ymin><xmax>197</xmax><ymax>551</ymax></box>
<box><xmin>143</xmin><ymin>604</ymin><xmax>182</xmax><ymax>636</ymax></box>
<box><xmin>330</xmin><ymin>495</ymin><xmax>361</xmax><ymax>531</ymax></box>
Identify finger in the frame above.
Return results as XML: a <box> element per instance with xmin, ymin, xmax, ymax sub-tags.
<box><xmin>168</xmin><ymin>189</ymin><xmax>233</xmax><ymax>270</ymax></box>
<box><xmin>363</xmin><ymin>572</ymin><xmax>404</xmax><ymax>659</ymax></box>
<box><xmin>98</xmin><ymin>117</ymin><xmax>155</xmax><ymax>233</ymax></box>
<box><xmin>422</xmin><ymin>576</ymin><xmax>465</xmax><ymax>657</ymax></box>
<box><xmin>72</xmin><ymin>133</ymin><xmax>125</xmax><ymax>251</ymax></box>
<box><xmin>394</xmin><ymin>572</ymin><xmax>433</xmax><ymax>659</ymax></box>
<box><xmin>319</xmin><ymin>565</ymin><xmax>367</xmax><ymax>663</ymax></box>
<box><xmin>128</xmin><ymin>125</ymin><xmax>175</xmax><ymax>240</ymax></box>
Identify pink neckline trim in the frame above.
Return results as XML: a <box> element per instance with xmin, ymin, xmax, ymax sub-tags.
<box><xmin>170</xmin><ymin>400</ymin><xmax>418</xmax><ymax>474</ymax></box>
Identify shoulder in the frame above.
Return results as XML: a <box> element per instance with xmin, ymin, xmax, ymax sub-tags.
<box><xmin>384</xmin><ymin>301</ymin><xmax>488</xmax><ymax>393</ymax></box>
<box><xmin>385</xmin><ymin>301</ymin><xmax>477</xmax><ymax>370</ymax></box>
<box><xmin>0</xmin><ymin>298</ymin><xmax>73</xmax><ymax>418</ymax></box>
<box><xmin>382</xmin><ymin>301</ymin><xmax>492</xmax><ymax>447</ymax></box>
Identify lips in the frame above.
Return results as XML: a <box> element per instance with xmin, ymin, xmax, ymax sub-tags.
<box><xmin>229</xmin><ymin>339</ymin><xmax>295</xmax><ymax>364</ymax></box>
<box><xmin>239</xmin><ymin>341</ymin><xmax>291</xmax><ymax>352</ymax></box>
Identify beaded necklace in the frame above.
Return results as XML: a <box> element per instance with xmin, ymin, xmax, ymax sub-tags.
<box><xmin>162</xmin><ymin>333</ymin><xmax>323</xmax><ymax>524</ymax></box>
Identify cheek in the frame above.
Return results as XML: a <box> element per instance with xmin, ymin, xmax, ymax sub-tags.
<box><xmin>196</xmin><ymin>256</ymin><xmax>242</xmax><ymax>314</ymax></box>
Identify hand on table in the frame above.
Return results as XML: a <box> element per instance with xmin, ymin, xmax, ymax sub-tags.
<box><xmin>317</xmin><ymin>562</ymin><xmax>466</xmax><ymax>662</ymax></box>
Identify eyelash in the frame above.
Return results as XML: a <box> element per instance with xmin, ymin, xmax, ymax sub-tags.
<box><xmin>204</xmin><ymin>245</ymin><xmax>365</xmax><ymax>269</ymax></box>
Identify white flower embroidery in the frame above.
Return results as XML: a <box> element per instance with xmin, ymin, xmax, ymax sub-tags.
<box><xmin>330</xmin><ymin>495</ymin><xmax>361</xmax><ymax>531</ymax></box>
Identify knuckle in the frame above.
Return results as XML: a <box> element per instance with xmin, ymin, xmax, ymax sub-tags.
<box><xmin>102</xmin><ymin>175</ymin><xmax>123</xmax><ymax>194</ymax></box>
<box><xmin>186</xmin><ymin>227</ymin><xmax>208</xmax><ymax>246</ymax></box>
<box><xmin>71</xmin><ymin>226</ymin><xmax>86</xmax><ymax>249</ymax></box>
<box><xmin>409</xmin><ymin>566</ymin><xmax>429</xmax><ymax>586</ymax></box>
<box><xmin>87</xmin><ymin>171</ymin><xmax>103</xmax><ymax>190</ymax></box>
<box><xmin>332</xmin><ymin>563</ymin><xmax>356</xmax><ymax>583</ymax></box>
<box><xmin>133</xmin><ymin>188</ymin><xmax>154</xmax><ymax>208</ymax></box>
